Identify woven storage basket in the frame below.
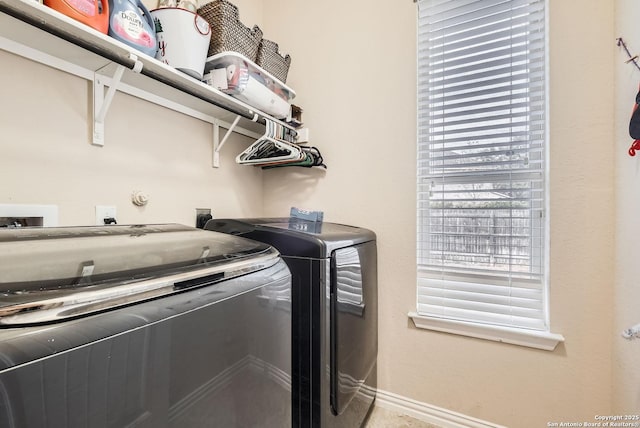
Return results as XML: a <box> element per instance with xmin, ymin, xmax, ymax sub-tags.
<box><xmin>197</xmin><ymin>0</ymin><xmax>263</xmax><ymax>60</ymax></box>
<box><xmin>256</xmin><ymin>39</ymin><xmax>291</xmax><ymax>83</ymax></box>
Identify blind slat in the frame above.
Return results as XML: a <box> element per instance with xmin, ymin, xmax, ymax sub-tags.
<box><xmin>416</xmin><ymin>0</ymin><xmax>547</xmax><ymax>331</ymax></box>
<box><xmin>419</xmin><ymin>44</ymin><xmax>545</xmax><ymax>76</ymax></box>
<box><xmin>420</xmin><ymin>81</ymin><xmax>545</xmax><ymax>107</ymax></box>
<box><xmin>425</xmin><ymin>32</ymin><xmax>545</xmax><ymax>65</ymax></box>
<box><xmin>423</xmin><ymin>0</ymin><xmax>544</xmax><ymax>33</ymax></box>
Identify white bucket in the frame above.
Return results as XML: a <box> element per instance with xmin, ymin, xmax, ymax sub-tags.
<box><xmin>151</xmin><ymin>8</ymin><xmax>211</xmax><ymax>79</ymax></box>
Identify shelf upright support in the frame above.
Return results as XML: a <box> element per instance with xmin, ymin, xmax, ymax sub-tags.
<box><xmin>212</xmin><ymin>115</ymin><xmax>242</xmax><ymax>168</ymax></box>
<box><xmin>92</xmin><ymin>54</ymin><xmax>143</xmax><ymax>146</ymax></box>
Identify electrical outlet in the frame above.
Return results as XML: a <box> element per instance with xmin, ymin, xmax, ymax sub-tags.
<box><xmin>195</xmin><ymin>208</ymin><xmax>212</xmax><ymax>229</ymax></box>
<box><xmin>95</xmin><ymin>205</ymin><xmax>117</xmax><ymax>225</ymax></box>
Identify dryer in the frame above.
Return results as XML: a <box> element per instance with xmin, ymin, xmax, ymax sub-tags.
<box><xmin>205</xmin><ymin>218</ymin><xmax>378</xmax><ymax>428</ymax></box>
<box><xmin>0</xmin><ymin>224</ymin><xmax>291</xmax><ymax>428</ymax></box>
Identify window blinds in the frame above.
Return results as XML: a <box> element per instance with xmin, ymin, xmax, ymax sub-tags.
<box><xmin>417</xmin><ymin>0</ymin><xmax>547</xmax><ymax>330</ymax></box>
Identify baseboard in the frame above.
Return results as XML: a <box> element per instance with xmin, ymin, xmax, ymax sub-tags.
<box><xmin>373</xmin><ymin>389</ymin><xmax>507</xmax><ymax>428</ymax></box>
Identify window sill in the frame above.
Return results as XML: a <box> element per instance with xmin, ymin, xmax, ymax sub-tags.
<box><xmin>408</xmin><ymin>312</ymin><xmax>565</xmax><ymax>351</ymax></box>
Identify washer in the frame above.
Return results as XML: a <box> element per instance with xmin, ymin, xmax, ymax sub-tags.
<box><xmin>205</xmin><ymin>218</ymin><xmax>378</xmax><ymax>428</ymax></box>
<box><xmin>0</xmin><ymin>224</ymin><xmax>291</xmax><ymax>428</ymax></box>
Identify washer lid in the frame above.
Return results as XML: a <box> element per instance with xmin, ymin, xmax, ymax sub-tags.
<box><xmin>0</xmin><ymin>224</ymin><xmax>279</xmax><ymax>325</ymax></box>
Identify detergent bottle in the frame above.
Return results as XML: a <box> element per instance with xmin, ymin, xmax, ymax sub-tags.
<box><xmin>44</xmin><ymin>0</ymin><xmax>109</xmax><ymax>33</ymax></box>
<box><xmin>108</xmin><ymin>0</ymin><xmax>157</xmax><ymax>57</ymax></box>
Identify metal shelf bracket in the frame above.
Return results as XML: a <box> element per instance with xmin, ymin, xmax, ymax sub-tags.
<box><xmin>92</xmin><ymin>54</ymin><xmax>143</xmax><ymax>146</ymax></box>
<box><xmin>213</xmin><ymin>115</ymin><xmax>242</xmax><ymax>168</ymax></box>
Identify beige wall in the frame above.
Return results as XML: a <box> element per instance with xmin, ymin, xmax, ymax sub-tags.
<box><xmin>0</xmin><ymin>0</ymin><xmax>270</xmax><ymax>227</ymax></box>
<box><xmin>615</xmin><ymin>0</ymin><xmax>640</xmax><ymax>413</ymax></box>
<box><xmin>260</xmin><ymin>0</ymin><xmax>618</xmax><ymax>426</ymax></box>
<box><xmin>0</xmin><ymin>0</ymin><xmax>632</xmax><ymax>426</ymax></box>
<box><xmin>0</xmin><ymin>49</ymin><xmax>265</xmax><ymax>225</ymax></box>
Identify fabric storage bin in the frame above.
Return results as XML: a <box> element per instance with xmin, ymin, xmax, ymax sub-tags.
<box><xmin>197</xmin><ymin>0</ymin><xmax>263</xmax><ymax>60</ymax></box>
<box><xmin>256</xmin><ymin>39</ymin><xmax>291</xmax><ymax>83</ymax></box>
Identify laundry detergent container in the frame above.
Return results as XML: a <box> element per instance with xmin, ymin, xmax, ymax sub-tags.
<box><xmin>108</xmin><ymin>0</ymin><xmax>157</xmax><ymax>57</ymax></box>
<box><xmin>44</xmin><ymin>0</ymin><xmax>109</xmax><ymax>33</ymax></box>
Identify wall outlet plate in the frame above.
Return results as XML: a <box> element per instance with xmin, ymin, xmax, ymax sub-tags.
<box><xmin>95</xmin><ymin>205</ymin><xmax>117</xmax><ymax>225</ymax></box>
<box><xmin>0</xmin><ymin>204</ymin><xmax>58</xmax><ymax>227</ymax></box>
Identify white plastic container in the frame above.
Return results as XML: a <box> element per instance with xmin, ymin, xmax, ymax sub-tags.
<box><xmin>203</xmin><ymin>51</ymin><xmax>296</xmax><ymax>119</ymax></box>
<box><xmin>151</xmin><ymin>8</ymin><xmax>211</xmax><ymax>79</ymax></box>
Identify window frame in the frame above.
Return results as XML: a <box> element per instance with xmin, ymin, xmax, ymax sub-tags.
<box><xmin>409</xmin><ymin>0</ymin><xmax>563</xmax><ymax>351</ymax></box>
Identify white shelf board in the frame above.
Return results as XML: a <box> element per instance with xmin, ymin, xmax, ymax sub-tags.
<box><xmin>0</xmin><ymin>0</ymin><xmax>295</xmax><ymax>138</ymax></box>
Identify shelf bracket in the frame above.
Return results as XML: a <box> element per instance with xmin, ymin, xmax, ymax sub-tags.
<box><xmin>92</xmin><ymin>65</ymin><xmax>124</xmax><ymax>146</ymax></box>
<box><xmin>92</xmin><ymin>54</ymin><xmax>143</xmax><ymax>146</ymax></box>
<box><xmin>212</xmin><ymin>115</ymin><xmax>242</xmax><ymax>168</ymax></box>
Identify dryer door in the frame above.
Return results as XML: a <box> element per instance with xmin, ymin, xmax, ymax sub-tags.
<box><xmin>329</xmin><ymin>241</ymin><xmax>377</xmax><ymax>416</ymax></box>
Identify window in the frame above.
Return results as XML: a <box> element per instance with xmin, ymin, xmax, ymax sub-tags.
<box><xmin>411</xmin><ymin>0</ymin><xmax>562</xmax><ymax>349</ymax></box>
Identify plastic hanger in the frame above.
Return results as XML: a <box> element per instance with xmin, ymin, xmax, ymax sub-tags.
<box><xmin>236</xmin><ymin>119</ymin><xmax>304</xmax><ymax>165</ymax></box>
<box><xmin>261</xmin><ymin>146</ymin><xmax>327</xmax><ymax>169</ymax></box>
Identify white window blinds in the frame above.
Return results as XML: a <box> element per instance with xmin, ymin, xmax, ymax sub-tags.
<box><xmin>417</xmin><ymin>0</ymin><xmax>547</xmax><ymax>330</ymax></box>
